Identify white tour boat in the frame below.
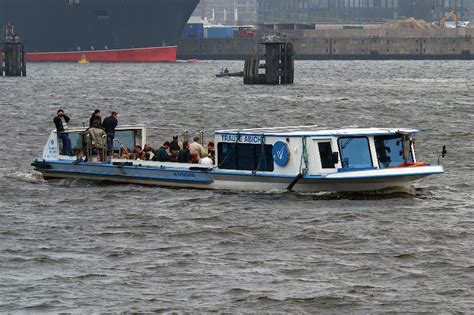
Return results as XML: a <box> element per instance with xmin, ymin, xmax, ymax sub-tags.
<box><xmin>32</xmin><ymin>125</ymin><xmax>445</xmax><ymax>192</ymax></box>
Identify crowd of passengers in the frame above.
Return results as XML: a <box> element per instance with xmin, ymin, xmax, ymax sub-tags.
<box><xmin>119</xmin><ymin>136</ymin><xmax>215</xmax><ymax>165</ymax></box>
<box><xmin>54</xmin><ymin>108</ymin><xmax>215</xmax><ymax>165</ymax></box>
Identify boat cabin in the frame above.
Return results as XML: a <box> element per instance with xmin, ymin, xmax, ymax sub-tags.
<box><xmin>46</xmin><ymin>124</ymin><xmax>422</xmax><ymax>177</ymax></box>
<box><xmin>214</xmin><ymin>126</ymin><xmax>420</xmax><ymax>175</ymax></box>
<box><xmin>43</xmin><ymin>125</ymin><xmax>146</xmax><ymax>160</ymax></box>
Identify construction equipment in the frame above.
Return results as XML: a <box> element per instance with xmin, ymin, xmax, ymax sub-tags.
<box><xmin>383</xmin><ymin>17</ymin><xmax>434</xmax><ymax>30</ymax></box>
<box><xmin>437</xmin><ymin>11</ymin><xmax>458</xmax><ymax>28</ymax></box>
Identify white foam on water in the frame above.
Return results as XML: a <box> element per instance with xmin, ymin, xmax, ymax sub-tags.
<box><xmin>3</xmin><ymin>170</ymin><xmax>45</xmax><ymax>184</ymax></box>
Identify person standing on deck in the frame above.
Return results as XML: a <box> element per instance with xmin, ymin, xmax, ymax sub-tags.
<box><xmin>53</xmin><ymin>109</ymin><xmax>72</xmax><ymax>155</ymax></box>
<box><xmin>87</xmin><ymin>109</ymin><xmax>106</xmax><ymax>153</ymax></box>
<box><xmin>169</xmin><ymin>134</ymin><xmax>182</xmax><ymax>160</ymax></box>
<box><xmin>89</xmin><ymin>109</ymin><xmax>102</xmax><ymax>128</ymax></box>
<box><xmin>102</xmin><ymin>111</ymin><xmax>118</xmax><ymax>155</ymax></box>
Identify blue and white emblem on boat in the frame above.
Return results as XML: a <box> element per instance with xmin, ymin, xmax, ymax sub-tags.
<box><xmin>272</xmin><ymin>141</ymin><xmax>290</xmax><ymax>166</ymax></box>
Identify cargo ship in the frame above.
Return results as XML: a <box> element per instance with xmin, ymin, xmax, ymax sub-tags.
<box><xmin>0</xmin><ymin>0</ymin><xmax>199</xmax><ymax>62</ymax></box>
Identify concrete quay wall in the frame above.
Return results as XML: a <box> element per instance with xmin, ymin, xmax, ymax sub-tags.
<box><xmin>178</xmin><ymin>34</ymin><xmax>474</xmax><ymax>60</ymax></box>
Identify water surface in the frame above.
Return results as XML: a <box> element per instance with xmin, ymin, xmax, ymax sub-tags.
<box><xmin>0</xmin><ymin>60</ymin><xmax>473</xmax><ymax>312</ymax></box>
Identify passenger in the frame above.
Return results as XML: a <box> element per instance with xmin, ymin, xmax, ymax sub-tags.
<box><xmin>206</xmin><ymin>141</ymin><xmax>216</xmax><ymax>162</ymax></box>
<box><xmin>189</xmin><ymin>136</ymin><xmax>205</xmax><ymax>163</ymax></box>
<box><xmin>130</xmin><ymin>145</ymin><xmax>142</xmax><ymax>160</ymax></box>
<box><xmin>85</xmin><ymin>109</ymin><xmax>106</xmax><ymax>154</ymax></box>
<box><xmin>89</xmin><ymin>109</ymin><xmax>102</xmax><ymax>128</ymax></box>
<box><xmin>120</xmin><ymin>147</ymin><xmax>130</xmax><ymax>159</ymax></box>
<box><xmin>224</xmin><ymin>67</ymin><xmax>229</xmax><ymax>74</ymax></box>
<box><xmin>152</xmin><ymin>141</ymin><xmax>170</xmax><ymax>162</ymax></box>
<box><xmin>75</xmin><ymin>150</ymin><xmax>86</xmax><ymax>161</ymax></box>
<box><xmin>143</xmin><ymin>144</ymin><xmax>154</xmax><ymax>160</ymax></box>
<box><xmin>102</xmin><ymin>111</ymin><xmax>118</xmax><ymax>156</ymax></box>
<box><xmin>177</xmin><ymin>141</ymin><xmax>192</xmax><ymax>163</ymax></box>
<box><xmin>169</xmin><ymin>134</ymin><xmax>182</xmax><ymax>160</ymax></box>
<box><xmin>53</xmin><ymin>109</ymin><xmax>72</xmax><ymax>156</ymax></box>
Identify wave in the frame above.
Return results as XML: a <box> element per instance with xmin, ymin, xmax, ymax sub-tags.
<box><xmin>3</xmin><ymin>170</ymin><xmax>45</xmax><ymax>184</ymax></box>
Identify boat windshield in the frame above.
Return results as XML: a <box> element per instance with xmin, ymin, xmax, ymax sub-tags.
<box><xmin>338</xmin><ymin>137</ymin><xmax>373</xmax><ymax>169</ymax></box>
<box><xmin>374</xmin><ymin>135</ymin><xmax>414</xmax><ymax>168</ymax></box>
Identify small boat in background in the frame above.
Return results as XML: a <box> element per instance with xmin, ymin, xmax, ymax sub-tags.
<box><xmin>216</xmin><ymin>70</ymin><xmax>243</xmax><ymax>78</ymax></box>
<box><xmin>78</xmin><ymin>55</ymin><xmax>89</xmax><ymax>64</ymax></box>
<box><xmin>32</xmin><ymin>125</ymin><xmax>445</xmax><ymax>193</ymax></box>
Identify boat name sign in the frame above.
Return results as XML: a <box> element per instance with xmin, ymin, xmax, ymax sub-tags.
<box><xmin>220</xmin><ymin>134</ymin><xmax>262</xmax><ymax>144</ymax></box>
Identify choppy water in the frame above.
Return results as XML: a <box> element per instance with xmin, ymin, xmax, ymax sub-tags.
<box><xmin>0</xmin><ymin>60</ymin><xmax>473</xmax><ymax>313</ymax></box>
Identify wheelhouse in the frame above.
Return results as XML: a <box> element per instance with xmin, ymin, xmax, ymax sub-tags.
<box><xmin>214</xmin><ymin>126</ymin><xmax>420</xmax><ymax>175</ymax></box>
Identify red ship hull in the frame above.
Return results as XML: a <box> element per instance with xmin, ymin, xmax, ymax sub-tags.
<box><xmin>25</xmin><ymin>46</ymin><xmax>177</xmax><ymax>62</ymax></box>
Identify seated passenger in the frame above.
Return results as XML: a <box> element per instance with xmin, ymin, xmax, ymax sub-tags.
<box><xmin>129</xmin><ymin>145</ymin><xmax>142</xmax><ymax>160</ymax></box>
<box><xmin>206</xmin><ymin>141</ymin><xmax>216</xmax><ymax>162</ymax></box>
<box><xmin>189</xmin><ymin>136</ymin><xmax>205</xmax><ymax>163</ymax></box>
<box><xmin>152</xmin><ymin>141</ymin><xmax>171</xmax><ymax>162</ymax></box>
<box><xmin>120</xmin><ymin>148</ymin><xmax>130</xmax><ymax>159</ymax></box>
<box><xmin>143</xmin><ymin>144</ymin><xmax>154</xmax><ymax>160</ymax></box>
<box><xmin>177</xmin><ymin>141</ymin><xmax>192</xmax><ymax>163</ymax></box>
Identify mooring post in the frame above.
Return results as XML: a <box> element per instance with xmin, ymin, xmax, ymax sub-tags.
<box><xmin>243</xmin><ymin>34</ymin><xmax>294</xmax><ymax>85</ymax></box>
<box><xmin>1</xmin><ymin>23</ymin><xmax>26</xmax><ymax>77</ymax></box>
<box><xmin>0</xmin><ymin>48</ymin><xmax>4</xmax><ymax>77</ymax></box>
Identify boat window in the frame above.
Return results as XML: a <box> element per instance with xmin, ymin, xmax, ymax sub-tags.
<box><xmin>337</xmin><ymin>137</ymin><xmax>373</xmax><ymax>169</ymax></box>
<box><xmin>218</xmin><ymin>143</ymin><xmax>274</xmax><ymax>171</ymax></box>
<box><xmin>318</xmin><ymin>142</ymin><xmax>336</xmax><ymax>169</ymax></box>
<box><xmin>114</xmin><ymin>130</ymin><xmax>139</xmax><ymax>151</ymax></box>
<box><xmin>374</xmin><ymin>135</ymin><xmax>414</xmax><ymax>168</ymax></box>
<box><xmin>68</xmin><ymin>132</ymin><xmax>84</xmax><ymax>151</ymax></box>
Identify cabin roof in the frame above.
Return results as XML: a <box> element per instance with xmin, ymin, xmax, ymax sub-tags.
<box><xmin>215</xmin><ymin>126</ymin><xmax>419</xmax><ymax>137</ymax></box>
<box><xmin>50</xmin><ymin>124</ymin><xmax>146</xmax><ymax>133</ymax></box>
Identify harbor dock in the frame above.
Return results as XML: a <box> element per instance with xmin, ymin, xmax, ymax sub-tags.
<box><xmin>178</xmin><ymin>27</ymin><xmax>474</xmax><ymax>60</ymax></box>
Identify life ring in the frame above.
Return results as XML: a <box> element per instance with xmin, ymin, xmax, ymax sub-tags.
<box><xmin>396</xmin><ymin>162</ymin><xmax>427</xmax><ymax>168</ymax></box>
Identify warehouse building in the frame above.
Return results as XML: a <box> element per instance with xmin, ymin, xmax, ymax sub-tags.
<box><xmin>192</xmin><ymin>0</ymin><xmax>257</xmax><ymax>25</ymax></box>
<box><xmin>256</xmin><ymin>0</ymin><xmax>470</xmax><ymax>23</ymax></box>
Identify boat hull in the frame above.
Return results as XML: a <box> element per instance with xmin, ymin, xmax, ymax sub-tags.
<box><xmin>26</xmin><ymin>46</ymin><xmax>177</xmax><ymax>63</ymax></box>
<box><xmin>1</xmin><ymin>0</ymin><xmax>199</xmax><ymax>62</ymax></box>
<box><xmin>32</xmin><ymin>160</ymin><xmax>444</xmax><ymax>193</ymax></box>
